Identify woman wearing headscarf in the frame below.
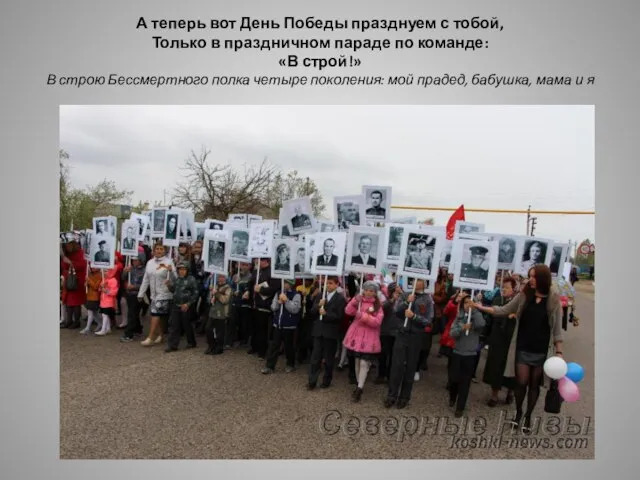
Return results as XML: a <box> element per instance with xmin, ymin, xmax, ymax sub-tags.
<box><xmin>475</xmin><ymin>265</ymin><xmax>564</xmax><ymax>433</ymax></box>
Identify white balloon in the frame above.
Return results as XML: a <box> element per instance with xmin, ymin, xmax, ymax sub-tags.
<box><xmin>544</xmin><ymin>356</ymin><xmax>568</xmax><ymax>380</ymax></box>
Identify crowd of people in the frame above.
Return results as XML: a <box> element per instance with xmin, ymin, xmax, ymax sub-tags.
<box><xmin>60</xmin><ymin>233</ymin><xmax>579</xmax><ymax>432</ymax></box>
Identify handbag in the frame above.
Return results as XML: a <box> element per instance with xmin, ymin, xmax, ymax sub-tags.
<box><xmin>544</xmin><ymin>379</ymin><xmax>563</xmax><ymax>414</ymax></box>
<box><xmin>65</xmin><ymin>266</ymin><xmax>78</xmax><ymax>291</ymax></box>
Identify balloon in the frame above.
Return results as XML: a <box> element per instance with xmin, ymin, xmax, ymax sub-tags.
<box><xmin>565</xmin><ymin>362</ymin><xmax>585</xmax><ymax>383</ymax></box>
<box><xmin>543</xmin><ymin>356</ymin><xmax>568</xmax><ymax>380</ymax></box>
<box><xmin>558</xmin><ymin>377</ymin><xmax>580</xmax><ymax>402</ymax></box>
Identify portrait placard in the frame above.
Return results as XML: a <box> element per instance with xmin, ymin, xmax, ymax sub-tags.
<box><xmin>163</xmin><ymin>210</ymin><xmax>181</xmax><ymax>247</ymax></box>
<box><xmin>383</xmin><ymin>223</ymin><xmax>406</xmax><ymax>264</ymax></box>
<box><xmin>205</xmin><ymin>219</ymin><xmax>226</xmax><ymax>231</ymax></box>
<box><xmin>451</xmin><ymin>239</ymin><xmax>499</xmax><ymax>291</ymax></box>
<box><xmin>310</xmin><ymin>231</ymin><xmax>347</xmax><ymax>276</ymax></box>
<box><xmin>362</xmin><ymin>185</ymin><xmax>392</xmax><ymax>222</ymax></box>
<box><xmin>93</xmin><ymin>216</ymin><xmax>117</xmax><ymax>239</ymax></box>
<box><xmin>120</xmin><ymin>220</ymin><xmax>139</xmax><ymax>257</ymax></box>
<box><xmin>227</xmin><ymin>213</ymin><xmax>248</xmax><ymax>228</ymax></box>
<box><xmin>151</xmin><ymin>208</ymin><xmax>167</xmax><ymax>236</ymax></box>
<box><xmin>345</xmin><ymin>226</ymin><xmax>384</xmax><ymax>275</ymax></box>
<box><xmin>249</xmin><ymin>221</ymin><xmax>276</xmax><ymax>258</ymax></box>
<box><xmin>271</xmin><ymin>238</ymin><xmax>296</xmax><ymax>280</ymax></box>
<box><xmin>283</xmin><ymin>196</ymin><xmax>316</xmax><ymax>236</ymax></box>
<box><xmin>90</xmin><ymin>234</ymin><xmax>116</xmax><ymax>270</ymax></box>
<box><xmin>129</xmin><ymin>213</ymin><xmax>150</xmax><ymax>241</ymax></box>
<box><xmin>550</xmin><ymin>243</ymin><xmax>569</xmax><ymax>277</ymax></box>
<box><xmin>397</xmin><ymin>226</ymin><xmax>445</xmax><ymax>281</ymax></box>
<box><xmin>514</xmin><ymin>236</ymin><xmax>554</xmax><ymax>275</ymax></box>
<box><xmin>334</xmin><ymin>195</ymin><xmax>366</xmax><ymax>231</ymax></box>
<box><xmin>195</xmin><ymin>222</ymin><xmax>206</xmax><ymax>241</ymax></box>
<box><xmin>202</xmin><ymin>230</ymin><xmax>229</xmax><ymax>275</ymax></box>
<box><xmin>227</xmin><ymin>227</ymin><xmax>251</xmax><ymax>264</ymax></box>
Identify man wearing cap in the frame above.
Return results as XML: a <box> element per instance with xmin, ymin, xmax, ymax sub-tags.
<box><xmin>94</xmin><ymin>240</ymin><xmax>111</xmax><ymax>263</ymax></box>
<box><xmin>461</xmin><ymin>245</ymin><xmax>489</xmax><ymax>281</ymax></box>
<box><xmin>165</xmin><ymin>261</ymin><xmax>200</xmax><ymax>352</ymax></box>
<box><xmin>405</xmin><ymin>236</ymin><xmax>433</xmax><ymax>272</ymax></box>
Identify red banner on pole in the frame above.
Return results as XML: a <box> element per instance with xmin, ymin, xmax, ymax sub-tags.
<box><xmin>446</xmin><ymin>205</ymin><xmax>465</xmax><ymax>240</ymax></box>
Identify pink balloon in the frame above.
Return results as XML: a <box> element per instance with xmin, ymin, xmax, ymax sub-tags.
<box><xmin>558</xmin><ymin>376</ymin><xmax>580</xmax><ymax>402</ymax></box>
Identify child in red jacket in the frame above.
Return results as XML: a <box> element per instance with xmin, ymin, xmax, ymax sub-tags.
<box><xmin>440</xmin><ymin>291</ymin><xmax>466</xmax><ymax>389</ymax></box>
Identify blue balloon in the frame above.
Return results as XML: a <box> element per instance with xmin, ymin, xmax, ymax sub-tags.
<box><xmin>565</xmin><ymin>362</ymin><xmax>584</xmax><ymax>383</ymax></box>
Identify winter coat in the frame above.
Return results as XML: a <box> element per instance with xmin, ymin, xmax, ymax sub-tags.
<box><xmin>60</xmin><ymin>249</ymin><xmax>87</xmax><ymax>306</ymax></box>
<box><xmin>209</xmin><ymin>283</ymin><xmax>232</xmax><ymax>319</ymax></box>
<box><xmin>86</xmin><ymin>270</ymin><xmax>102</xmax><ymax>302</ymax></box>
<box><xmin>491</xmin><ymin>289</ymin><xmax>564</xmax><ymax>378</ymax></box>
<box><xmin>231</xmin><ymin>271</ymin><xmax>253</xmax><ymax>308</ymax></box>
<box><xmin>380</xmin><ymin>297</ymin><xmax>402</xmax><ymax>337</ymax></box>
<box><xmin>138</xmin><ymin>256</ymin><xmax>176</xmax><ymax>301</ymax></box>
<box><xmin>271</xmin><ymin>289</ymin><xmax>302</xmax><ymax>329</ymax></box>
<box><xmin>343</xmin><ymin>296</ymin><xmax>384</xmax><ymax>354</ymax></box>
<box><xmin>395</xmin><ymin>292</ymin><xmax>434</xmax><ymax>335</ymax></box>
<box><xmin>122</xmin><ymin>265</ymin><xmax>145</xmax><ymax>296</ymax></box>
<box><xmin>169</xmin><ymin>274</ymin><xmax>200</xmax><ymax>307</ymax></box>
<box><xmin>99</xmin><ymin>269</ymin><xmax>119</xmax><ymax>309</ymax></box>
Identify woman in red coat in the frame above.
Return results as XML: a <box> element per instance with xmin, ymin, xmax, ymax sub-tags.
<box><xmin>60</xmin><ymin>234</ymin><xmax>88</xmax><ymax>329</ymax></box>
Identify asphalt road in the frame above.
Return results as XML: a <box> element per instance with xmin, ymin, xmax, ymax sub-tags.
<box><xmin>60</xmin><ymin>282</ymin><xmax>594</xmax><ymax>459</ymax></box>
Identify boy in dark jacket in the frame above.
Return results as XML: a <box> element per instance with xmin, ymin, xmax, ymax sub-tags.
<box><xmin>120</xmin><ymin>251</ymin><xmax>147</xmax><ymax>342</ymax></box>
<box><xmin>262</xmin><ymin>279</ymin><xmax>302</xmax><ymax>374</ymax></box>
<box><xmin>307</xmin><ymin>276</ymin><xmax>347</xmax><ymax>390</ymax></box>
<box><xmin>205</xmin><ymin>274</ymin><xmax>232</xmax><ymax>355</ymax></box>
<box><xmin>385</xmin><ymin>279</ymin><xmax>434</xmax><ymax>409</ymax></box>
<box><xmin>247</xmin><ymin>258</ymin><xmax>280</xmax><ymax>358</ymax></box>
<box><xmin>375</xmin><ymin>282</ymin><xmax>402</xmax><ymax>384</ymax></box>
<box><xmin>165</xmin><ymin>262</ymin><xmax>199</xmax><ymax>352</ymax></box>
<box><xmin>295</xmin><ymin>278</ymin><xmax>317</xmax><ymax>364</ymax></box>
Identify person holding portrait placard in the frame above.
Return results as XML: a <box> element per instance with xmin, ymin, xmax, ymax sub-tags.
<box><xmin>248</xmin><ymin>258</ymin><xmax>280</xmax><ymax>358</ymax></box>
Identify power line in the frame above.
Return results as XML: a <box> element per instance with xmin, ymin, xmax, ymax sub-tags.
<box><xmin>390</xmin><ymin>205</ymin><xmax>594</xmax><ymax>215</ymax></box>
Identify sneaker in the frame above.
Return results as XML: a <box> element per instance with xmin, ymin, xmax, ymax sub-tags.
<box><xmin>95</xmin><ymin>330</ymin><xmax>108</xmax><ymax>336</ymax></box>
<box><xmin>141</xmin><ymin>337</ymin><xmax>153</xmax><ymax>346</ymax></box>
<box><xmin>154</xmin><ymin>335</ymin><xmax>163</xmax><ymax>345</ymax></box>
<box><xmin>79</xmin><ymin>328</ymin><xmax>90</xmax><ymax>335</ymax></box>
<box><xmin>414</xmin><ymin>372</ymin><xmax>420</xmax><ymax>382</ymax></box>
<box><xmin>284</xmin><ymin>366</ymin><xmax>295</xmax><ymax>373</ymax></box>
<box><xmin>261</xmin><ymin>367</ymin><xmax>274</xmax><ymax>375</ymax></box>
<box><xmin>120</xmin><ymin>336</ymin><xmax>133</xmax><ymax>343</ymax></box>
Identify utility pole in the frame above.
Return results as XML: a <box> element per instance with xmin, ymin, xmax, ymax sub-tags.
<box><xmin>526</xmin><ymin>204</ymin><xmax>531</xmax><ymax>235</ymax></box>
<box><xmin>530</xmin><ymin>217</ymin><xmax>537</xmax><ymax>236</ymax></box>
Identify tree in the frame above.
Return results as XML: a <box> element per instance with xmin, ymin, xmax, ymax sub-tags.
<box><xmin>172</xmin><ymin>147</ymin><xmax>326</xmax><ymax>221</ymax></box>
<box><xmin>59</xmin><ymin>151</ymin><xmax>133</xmax><ymax>231</ymax></box>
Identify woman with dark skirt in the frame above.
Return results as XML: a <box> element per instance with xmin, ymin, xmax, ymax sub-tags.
<box><xmin>475</xmin><ymin>264</ymin><xmax>564</xmax><ymax>433</ymax></box>
<box><xmin>482</xmin><ymin>276</ymin><xmax>517</xmax><ymax>406</ymax></box>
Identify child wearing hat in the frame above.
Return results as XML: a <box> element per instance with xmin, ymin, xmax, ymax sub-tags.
<box><xmin>164</xmin><ymin>261</ymin><xmax>200</xmax><ymax>352</ymax></box>
<box><xmin>262</xmin><ymin>279</ymin><xmax>302</xmax><ymax>374</ymax></box>
<box><xmin>343</xmin><ymin>280</ymin><xmax>385</xmax><ymax>402</ymax></box>
<box><xmin>205</xmin><ymin>274</ymin><xmax>232</xmax><ymax>355</ymax></box>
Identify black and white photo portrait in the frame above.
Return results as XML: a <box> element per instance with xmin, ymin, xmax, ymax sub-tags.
<box><xmin>310</xmin><ymin>232</ymin><xmax>347</xmax><ymax>276</ymax></box>
<box><xmin>362</xmin><ymin>185</ymin><xmax>391</xmax><ymax>222</ymax></box>
<box><xmin>152</xmin><ymin>208</ymin><xmax>166</xmax><ymax>236</ymax></box>
<box><xmin>304</xmin><ymin>235</ymin><xmax>316</xmax><ymax>272</ymax></box>
<box><xmin>397</xmin><ymin>227</ymin><xmax>445</xmax><ymax>281</ymax></box>
<box><xmin>440</xmin><ymin>241</ymin><xmax>453</xmax><ymax>268</ymax></box>
<box><xmin>456</xmin><ymin>221</ymin><xmax>485</xmax><ymax>236</ymax></box>
<box><xmin>284</xmin><ymin>196</ymin><xmax>315</xmax><ymax>235</ymax></box>
<box><xmin>451</xmin><ymin>239</ymin><xmax>499</xmax><ymax>291</ymax></box>
<box><xmin>518</xmin><ymin>238</ymin><xmax>552</xmax><ymax>274</ymax></box>
<box><xmin>460</xmin><ymin>244</ymin><xmax>490</xmax><ymax>283</ymax></box>
<box><xmin>319</xmin><ymin>222</ymin><xmax>337</xmax><ymax>233</ymax></box>
<box><xmin>497</xmin><ymin>236</ymin><xmax>517</xmax><ymax>268</ymax></box>
<box><xmin>228</xmin><ymin>228</ymin><xmax>250</xmax><ymax>263</ymax></box>
<box><xmin>249</xmin><ymin>221</ymin><xmax>275</xmax><ymax>258</ymax></box>
<box><xmin>345</xmin><ymin>227</ymin><xmax>383</xmax><ymax>274</ymax></box>
<box><xmin>202</xmin><ymin>230</ymin><xmax>228</xmax><ymax>275</ymax></box>
<box><xmin>90</xmin><ymin>235</ymin><xmax>115</xmax><ymax>269</ymax></box>
<box><xmin>93</xmin><ymin>217</ymin><xmax>110</xmax><ymax>238</ymax></box>
<box><xmin>163</xmin><ymin>211</ymin><xmax>181</xmax><ymax>247</ymax></box>
<box><xmin>383</xmin><ymin>223</ymin><xmax>405</xmax><ymax>264</ymax></box>
<box><xmin>294</xmin><ymin>242</ymin><xmax>307</xmax><ymax>275</ymax></box>
<box><xmin>550</xmin><ymin>243</ymin><xmax>568</xmax><ymax>277</ymax></box>
<box><xmin>227</xmin><ymin>213</ymin><xmax>248</xmax><ymax>228</ymax></box>
<box><xmin>129</xmin><ymin>213</ymin><xmax>150</xmax><ymax>240</ymax></box>
<box><xmin>195</xmin><ymin>223</ymin><xmax>206</xmax><ymax>241</ymax></box>
<box><xmin>334</xmin><ymin>195</ymin><xmax>366</xmax><ymax>231</ymax></box>
<box><xmin>120</xmin><ymin>220</ymin><xmax>139</xmax><ymax>256</ymax></box>
<box><xmin>271</xmin><ymin>239</ymin><xmax>296</xmax><ymax>279</ymax></box>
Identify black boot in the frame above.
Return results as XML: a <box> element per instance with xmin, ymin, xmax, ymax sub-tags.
<box><xmin>351</xmin><ymin>387</ymin><xmax>363</xmax><ymax>403</ymax></box>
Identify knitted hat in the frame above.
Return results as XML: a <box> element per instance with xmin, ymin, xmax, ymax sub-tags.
<box><xmin>177</xmin><ymin>261</ymin><xmax>190</xmax><ymax>271</ymax></box>
<box><xmin>284</xmin><ymin>279</ymin><xmax>296</xmax><ymax>286</ymax></box>
<box><xmin>362</xmin><ymin>281</ymin><xmax>380</xmax><ymax>293</ymax></box>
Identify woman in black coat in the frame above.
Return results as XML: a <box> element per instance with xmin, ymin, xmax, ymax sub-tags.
<box><xmin>482</xmin><ymin>277</ymin><xmax>517</xmax><ymax>406</ymax></box>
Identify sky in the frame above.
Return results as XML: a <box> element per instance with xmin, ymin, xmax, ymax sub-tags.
<box><xmin>59</xmin><ymin>105</ymin><xmax>594</xmax><ymax>247</ymax></box>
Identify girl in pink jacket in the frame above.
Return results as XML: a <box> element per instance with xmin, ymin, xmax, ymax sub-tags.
<box><xmin>96</xmin><ymin>267</ymin><xmax>119</xmax><ymax>336</ymax></box>
<box><xmin>343</xmin><ymin>281</ymin><xmax>384</xmax><ymax>402</ymax></box>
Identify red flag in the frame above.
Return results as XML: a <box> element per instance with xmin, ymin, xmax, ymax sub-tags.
<box><xmin>446</xmin><ymin>205</ymin><xmax>465</xmax><ymax>240</ymax></box>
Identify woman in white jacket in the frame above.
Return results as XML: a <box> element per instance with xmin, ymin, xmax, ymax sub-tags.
<box><xmin>138</xmin><ymin>243</ymin><xmax>176</xmax><ymax>346</ymax></box>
